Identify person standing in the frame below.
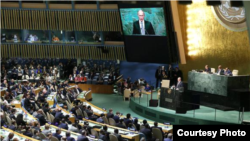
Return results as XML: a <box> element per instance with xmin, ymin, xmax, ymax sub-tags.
<box><xmin>155</xmin><ymin>66</ymin><xmax>162</xmax><ymax>89</ymax></box>
<box><xmin>173</xmin><ymin>67</ymin><xmax>182</xmax><ymax>85</ymax></box>
<box><xmin>167</xmin><ymin>65</ymin><xmax>174</xmax><ymax>84</ymax></box>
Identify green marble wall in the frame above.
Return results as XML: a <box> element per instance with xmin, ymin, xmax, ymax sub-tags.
<box><xmin>188</xmin><ymin>71</ymin><xmax>250</xmax><ymax>96</ymax></box>
<box><xmin>119</xmin><ymin>8</ymin><xmax>167</xmax><ymax>36</ymax></box>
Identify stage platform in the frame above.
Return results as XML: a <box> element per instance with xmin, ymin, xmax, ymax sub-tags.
<box><xmin>129</xmin><ymin>92</ymin><xmax>250</xmax><ymax>125</ymax></box>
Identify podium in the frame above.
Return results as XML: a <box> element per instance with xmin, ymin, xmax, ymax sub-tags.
<box><xmin>160</xmin><ymin>86</ymin><xmax>200</xmax><ymax>113</ymax></box>
<box><xmin>159</xmin><ymin>88</ymin><xmax>183</xmax><ymax>110</ymax></box>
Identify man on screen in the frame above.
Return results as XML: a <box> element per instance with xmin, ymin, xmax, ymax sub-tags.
<box><xmin>132</xmin><ymin>10</ymin><xmax>155</xmax><ymax>35</ymax></box>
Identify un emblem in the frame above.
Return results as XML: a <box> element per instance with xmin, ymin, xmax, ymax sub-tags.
<box><xmin>212</xmin><ymin>0</ymin><xmax>247</xmax><ymax>31</ymax></box>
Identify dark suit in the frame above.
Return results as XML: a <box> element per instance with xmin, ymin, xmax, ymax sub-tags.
<box><xmin>176</xmin><ymin>81</ymin><xmax>183</xmax><ymax>89</ymax></box>
<box><xmin>58</xmin><ymin>123</ymin><xmax>68</xmax><ymax>130</ymax></box>
<box><xmin>24</xmin><ymin>131</ymin><xmax>33</xmax><ymax>137</ymax></box>
<box><xmin>24</xmin><ymin>98</ymin><xmax>31</xmax><ymax>110</ymax></box>
<box><xmin>77</xmin><ymin>135</ymin><xmax>89</xmax><ymax>141</ymax></box>
<box><xmin>36</xmin><ymin>113</ymin><xmax>47</xmax><ymax>126</ymax></box>
<box><xmin>132</xmin><ymin>20</ymin><xmax>155</xmax><ymax>35</ymax></box>
<box><xmin>10</xmin><ymin>114</ymin><xmax>16</xmax><ymax>120</ymax></box>
<box><xmin>113</xmin><ymin>115</ymin><xmax>120</xmax><ymax>123</ymax></box>
<box><xmin>67</xmin><ymin>136</ymin><xmax>76</xmax><ymax>141</ymax></box>
<box><xmin>216</xmin><ymin>69</ymin><xmax>224</xmax><ymax>75</ymax></box>
<box><xmin>55</xmin><ymin>111</ymin><xmax>64</xmax><ymax>119</ymax></box>
<box><xmin>124</xmin><ymin>118</ymin><xmax>132</xmax><ymax>127</ymax></box>
<box><xmin>107</xmin><ymin>113</ymin><xmax>114</xmax><ymax>119</ymax></box>
<box><xmin>204</xmin><ymin>68</ymin><xmax>211</xmax><ymax>73</ymax></box>
<box><xmin>141</xmin><ymin>128</ymin><xmax>152</xmax><ymax>141</ymax></box>
<box><xmin>9</xmin><ymin>125</ymin><xmax>16</xmax><ymax>131</ymax></box>
<box><xmin>224</xmin><ymin>69</ymin><xmax>232</xmax><ymax>76</ymax></box>
<box><xmin>116</xmin><ymin>123</ymin><xmax>126</xmax><ymax>129</ymax></box>
<box><xmin>53</xmin><ymin>133</ymin><xmax>62</xmax><ymax>141</ymax></box>
<box><xmin>113</xmin><ymin>133</ymin><xmax>123</xmax><ymax>141</ymax></box>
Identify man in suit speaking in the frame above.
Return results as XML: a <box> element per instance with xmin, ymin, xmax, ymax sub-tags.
<box><xmin>132</xmin><ymin>10</ymin><xmax>155</xmax><ymax>35</ymax></box>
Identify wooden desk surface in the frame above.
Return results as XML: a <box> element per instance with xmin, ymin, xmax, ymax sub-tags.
<box><xmin>41</xmin><ymin>124</ymin><xmax>98</xmax><ymax>141</ymax></box>
<box><xmin>1</xmin><ymin>126</ymin><xmax>40</xmax><ymax>141</ymax></box>
<box><xmin>79</xmin><ymin>119</ymin><xmax>140</xmax><ymax>141</ymax></box>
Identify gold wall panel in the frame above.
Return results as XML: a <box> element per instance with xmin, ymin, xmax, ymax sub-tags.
<box><xmin>75</xmin><ymin>4</ymin><xmax>97</xmax><ymax>10</ymax></box>
<box><xmin>1</xmin><ymin>9</ymin><xmax>121</xmax><ymax>31</ymax></box>
<box><xmin>0</xmin><ymin>44</ymin><xmax>123</xmax><ymax>60</ymax></box>
<box><xmin>22</xmin><ymin>3</ymin><xmax>46</xmax><ymax>9</ymax></box>
<box><xmin>1</xmin><ymin>2</ymin><xmax>19</xmax><ymax>8</ymax></box>
<box><xmin>177</xmin><ymin>1</ymin><xmax>250</xmax><ymax>81</ymax></box>
<box><xmin>100</xmin><ymin>4</ymin><xmax>118</xmax><ymax>10</ymax></box>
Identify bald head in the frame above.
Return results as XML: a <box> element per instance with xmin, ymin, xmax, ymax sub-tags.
<box><xmin>137</xmin><ymin>10</ymin><xmax>145</xmax><ymax>21</ymax></box>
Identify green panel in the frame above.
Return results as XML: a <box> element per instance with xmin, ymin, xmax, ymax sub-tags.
<box><xmin>188</xmin><ymin>71</ymin><xmax>250</xmax><ymax>96</ymax></box>
<box><xmin>129</xmin><ymin>98</ymin><xmax>239</xmax><ymax>125</ymax></box>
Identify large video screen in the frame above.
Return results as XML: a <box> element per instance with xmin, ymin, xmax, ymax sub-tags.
<box><xmin>118</xmin><ymin>1</ymin><xmax>179</xmax><ymax>64</ymax></box>
<box><xmin>119</xmin><ymin>8</ymin><xmax>167</xmax><ymax>36</ymax></box>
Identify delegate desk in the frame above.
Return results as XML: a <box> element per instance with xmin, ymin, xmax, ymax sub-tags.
<box><xmin>79</xmin><ymin>119</ymin><xmax>140</xmax><ymax>141</ymax></box>
<box><xmin>188</xmin><ymin>71</ymin><xmax>250</xmax><ymax>96</ymax></box>
<box><xmin>79</xmin><ymin>98</ymin><xmax>172</xmax><ymax>133</ymax></box>
<box><xmin>40</xmin><ymin>124</ymin><xmax>97</xmax><ymax>141</ymax></box>
<box><xmin>1</xmin><ymin>127</ymin><xmax>39</xmax><ymax>141</ymax></box>
<box><xmin>77</xmin><ymin>90</ymin><xmax>92</xmax><ymax>101</ymax></box>
<box><xmin>55</xmin><ymin>105</ymin><xmax>76</xmax><ymax>123</ymax></box>
<box><xmin>69</xmin><ymin>83</ymin><xmax>113</xmax><ymax>94</ymax></box>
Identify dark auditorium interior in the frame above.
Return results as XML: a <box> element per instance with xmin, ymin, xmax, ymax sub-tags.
<box><xmin>1</xmin><ymin>0</ymin><xmax>250</xmax><ymax>141</ymax></box>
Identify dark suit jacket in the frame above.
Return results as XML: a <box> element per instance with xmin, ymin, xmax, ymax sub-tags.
<box><xmin>36</xmin><ymin>114</ymin><xmax>47</xmax><ymax>126</ymax></box>
<box><xmin>141</xmin><ymin>128</ymin><xmax>152</xmax><ymax>140</ymax></box>
<box><xmin>107</xmin><ymin>113</ymin><xmax>114</xmax><ymax>119</ymax></box>
<box><xmin>67</xmin><ymin>136</ymin><xmax>76</xmax><ymax>141</ymax></box>
<box><xmin>113</xmin><ymin>115</ymin><xmax>120</xmax><ymax>123</ymax></box>
<box><xmin>124</xmin><ymin>118</ymin><xmax>132</xmax><ymax>127</ymax></box>
<box><xmin>24</xmin><ymin>98</ymin><xmax>31</xmax><ymax>110</ymax></box>
<box><xmin>116</xmin><ymin>123</ymin><xmax>126</xmax><ymax>129</ymax></box>
<box><xmin>58</xmin><ymin>123</ymin><xmax>68</xmax><ymax>130</ymax></box>
<box><xmin>204</xmin><ymin>68</ymin><xmax>211</xmax><ymax>73</ymax></box>
<box><xmin>216</xmin><ymin>69</ymin><xmax>224</xmax><ymax>75</ymax></box>
<box><xmin>176</xmin><ymin>81</ymin><xmax>183</xmax><ymax>89</ymax></box>
<box><xmin>77</xmin><ymin>135</ymin><xmax>89</xmax><ymax>141</ymax></box>
<box><xmin>53</xmin><ymin>133</ymin><xmax>62</xmax><ymax>141</ymax></box>
<box><xmin>9</xmin><ymin>125</ymin><xmax>16</xmax><ymax>131</ymax></box>
<box><xmin>10</xmin><ymin>114</ymin><xmax>16</xmax><ymax>120</ymax></box>
<box><xmin>55</xmin><ymin>111</ymin><xmax>64</xmax><ymax>119</ymax></box>
<box><xmin>133</xmin><ymin>20</ymin><xmax>155</xmax><ymax>35</ymax></box>
<box><xmin>113</xmin><ymin>133</ymin><xmax>123</xmax><ymax>141</ymax></box>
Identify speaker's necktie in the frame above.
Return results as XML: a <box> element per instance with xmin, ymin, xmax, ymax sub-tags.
<box><xmin>141</xmin><ymin>21</ymin><xmax>145</xmax><ymax>35</ymax></box>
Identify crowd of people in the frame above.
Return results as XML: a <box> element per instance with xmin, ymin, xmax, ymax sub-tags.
<box><xmin>0</xmin><ymin>58</ymin><xmax>175</xmax><ymax>141</ymax></box>
<box><xmin>204</xmin><ymin>65</ymin><xmax>233</xmax><ymax>76</ymax></box>
<box><xmin>1</xmin><ymin>58</ymin><xmax>120</xmax><ymax>84</ymax></box>
<box><xmin>155</xmin><ymin>65</ymin><xmax>183</xmax><ymax>88</ymax></box>
<box><xmin>68</xmin><ymin>63</ymin><xmax>120</xmax><ymax>85</ymax></box>
<box><xmin>1</xmin><ymin>76</ymin><xmax>172</xmax><ymax>141</ymax></box>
